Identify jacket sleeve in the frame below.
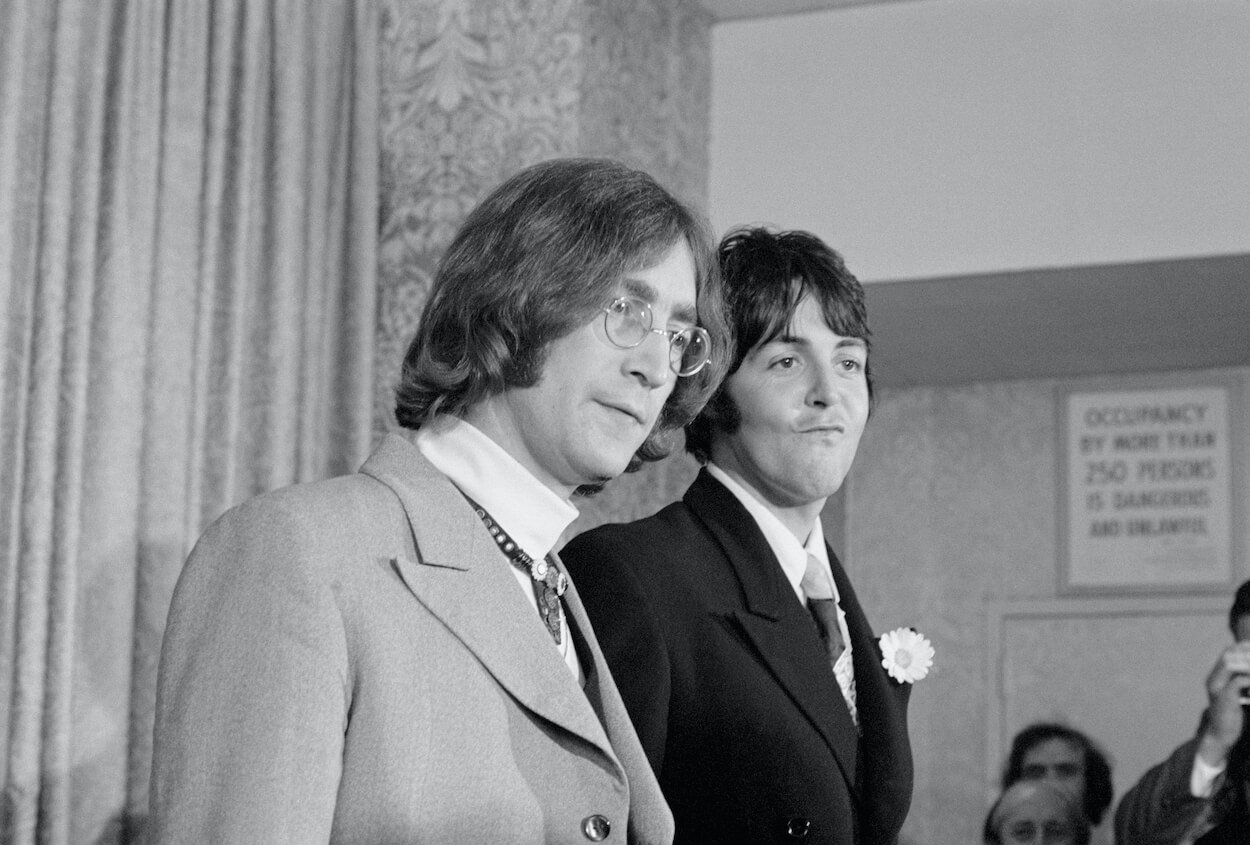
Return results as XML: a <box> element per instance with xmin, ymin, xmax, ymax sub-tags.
<box><xmin>1114</xmin><ymin>737</ymin><xmax>1212</xmax><ymax>845</ymax></box>
<box><xmin>148</xmin><ymin>496</ymin><xmax>351</xmax><ymax>843</ymax></box>
<box><xmin>561</xmin><ymin>527</ymin><xmax>671</xmax><ymax>777</ymax></box>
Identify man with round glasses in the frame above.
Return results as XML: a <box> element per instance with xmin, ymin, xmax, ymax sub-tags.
<box><xmin>150</xmin><ymin>158</ymin><xmax>727</xmax><ymax>843</ymax></box>
<box><xmin>563</xmin><ymin>226</ymin><xmax>915</xmax><ymax>844</ymax></box>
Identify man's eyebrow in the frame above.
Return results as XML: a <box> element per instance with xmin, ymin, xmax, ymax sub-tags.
<box><xmin>621</xmin><ymin>277</ymin><xmax>658</xmax><ymax>302</ymax></box>
<box><xmin>768</xmin><ymin>334</ymin><xmax>867</xmax><ymax>349</ymax></box>
<box><xmin>621</xmin><ymin>277</ymin><xmax>698</xmax><ymax>325</ymax></box>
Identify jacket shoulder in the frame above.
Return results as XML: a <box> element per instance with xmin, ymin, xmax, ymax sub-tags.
<box><xmin>562</xmin><ymin>500</ymin><xmax>699</xmax><ymax>570</ymax></box>
<box><xmin>206</xmin><ymin>473</ymin><xmax>398</xmax><ymax>540</ymax></box>
<box><xmin>182</xmin><ymin>472</ymin><xmax>411</xmax><ymax>595</ymax></box>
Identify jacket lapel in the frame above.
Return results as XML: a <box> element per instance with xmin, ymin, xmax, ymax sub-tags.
<box><xmin>828</xmin><ymin>544</ymin><xmax>915</xmax><ymax>835</ymax></box>
<box><xmin>361</xmin><ymin>434</ymin><xmax>617</xmax><ymax>763</ymax></box>
<box><xmin>684</xmin><ymin>470</ymin><xmax>861</xmax><ymax>791</ymax></box>
<box><xmin>562</xmin><ymin>571</ymin><xmax>675</xmax><ymax>838</ymax></box>
<box><xmin>828</xmin><ymin>547</ymin><xmax>912</xmax><ymax>746</ymax></box>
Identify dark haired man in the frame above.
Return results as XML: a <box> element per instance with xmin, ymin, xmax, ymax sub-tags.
<box><xmin>1002</xmin><ymin>723</ymin><xmax>1114</xmax><ymax>828</ymax></box>
<box><xmin>1114</xmin><ymin>579</ymin><xmax>1250</xmax><ymax>844</ymax></box>
<box><xmin>150</xmin><ymin>158</ymin><xmax>727</xmax><ymax>843</ymax></box>
<box><xmin>562</xmin><ymin>226</ymin><xmax>915</xmax><ymax>844</ymax></box>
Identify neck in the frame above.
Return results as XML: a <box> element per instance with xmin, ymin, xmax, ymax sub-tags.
<box><xmin>459</xmin><ymin>402</ymin><xmax>577</xmax><ymax>501</ymax></box>
<box><xmin>712</xmin><ymin>463</ymin><xmax>827</xmax><ymax>545</ymax></box>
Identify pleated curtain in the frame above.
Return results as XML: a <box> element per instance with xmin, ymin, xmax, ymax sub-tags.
<box><xmin>0</xmin><ymin>0</ymin><xmax>380</xmax><ymax>841</ymax></box>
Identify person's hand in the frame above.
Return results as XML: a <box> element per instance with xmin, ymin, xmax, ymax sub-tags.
<box><xmin>1197</xmin><ymin>640</ymin><xmax>1250</xmax><ymax>767</ymax></box>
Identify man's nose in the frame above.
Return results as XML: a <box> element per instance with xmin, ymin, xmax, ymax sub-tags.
<box><xmin>626</xmin><ymin>330</ymin><xmax>673</xmax><ymax>388</ymax></box>
<box><xmin>805</xmin><ymin>362</ymin><xmax>840</xmax><ymax>406</ymax></box>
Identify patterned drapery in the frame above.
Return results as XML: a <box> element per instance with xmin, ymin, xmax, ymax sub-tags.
<box><xmin>0</xmin><ymin>1</ymin><xmax>379</xmax><ymax>840</ymax></box>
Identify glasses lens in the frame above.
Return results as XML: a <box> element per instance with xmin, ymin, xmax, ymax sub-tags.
<box><xmin>671</xmin><ymin>327</ymin><xmax>710</xmax><ymax>376</ymax></box>
<box><xmin>604</xmin><ymin>298</ymin><xmax>650</xmax><ymax>348</ymax></box>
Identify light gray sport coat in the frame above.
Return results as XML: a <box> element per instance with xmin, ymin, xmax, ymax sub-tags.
<box><xmin>149</xmin><ymin>433</ymin><xmax>672</xmax><ymax>844</ymax></box>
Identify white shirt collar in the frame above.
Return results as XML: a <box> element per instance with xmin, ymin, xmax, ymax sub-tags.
<box><xmin>706</xmin><ymin>462</ymin><xmax>836</xmax><ymax>604</ymax></box>
<box><xmin>416</xmin><ymin>416</ymin><xmax>579</xmax><ymax>560</ymax></box>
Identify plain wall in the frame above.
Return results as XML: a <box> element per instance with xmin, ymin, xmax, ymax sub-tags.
<box><xmin>709</xmin><ymin>0</ymin><xmax>1250</xmax><ymax>281</ymax></box>
<box><xmin>846</xmin><ymin>366</ymin><xmax>1248</xmax><ymax>843</ymax></box>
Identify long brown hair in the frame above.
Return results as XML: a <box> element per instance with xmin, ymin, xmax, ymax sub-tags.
<box><xmin>394</xmin><ymin>157</ymin><xmax>729</xmax><ymax>470</ymax></box>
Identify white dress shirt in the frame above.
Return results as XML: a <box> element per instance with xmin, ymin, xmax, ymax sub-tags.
<box><xmin>707</xmin><ymin>464</ymin><xmax>844</xmax><ymax>611</ymax></box>
<box><xmin>417</xmin><ymin>416</ymin><xmax>583</xmax><ymax>682</ymax></box>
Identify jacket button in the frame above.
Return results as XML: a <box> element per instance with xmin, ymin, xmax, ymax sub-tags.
<box><xmin>786</xmin><ymin>817</ymin><xmax>811</xmax><ymax>839</ymax></box>
<box><xmin>582</xmin><ymin>814</ymin><xmax>611</xmax><ymax>841</ymax></box>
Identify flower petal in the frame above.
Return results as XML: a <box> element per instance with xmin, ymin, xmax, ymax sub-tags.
<box><xmin>878</xmin><ymin>627</ymin><xmax>935</xmax><ymax>683</ymax></box>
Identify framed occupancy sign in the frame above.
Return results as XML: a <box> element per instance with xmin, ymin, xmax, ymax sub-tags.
<box><xmin>1059</xmin><ymin>379</ymin><xmax>1240</xmax><ymax>593</ymax></box>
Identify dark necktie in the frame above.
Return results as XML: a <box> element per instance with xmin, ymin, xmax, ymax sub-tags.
<box><xmin>807</xmin><ymin>598</ymin><xmax>847</xmax><ymax>663</ymax></box>
<box><xmin>467</xmin><ymin>499</ymin><xmax>567</xmax><ymax>645</ymax></box>
<box><xmin>802</xmin><ymin>552</ymin><xmax>857</xmax><ymax>725</ymax></box>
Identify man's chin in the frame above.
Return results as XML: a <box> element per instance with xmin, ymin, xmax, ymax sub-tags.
<box><xmin>573</xmin><ymin>472</ymin><xmax>617</xmax><ymax>497</ymax></box>
<box><xmin>568</xmin><ymin>445</ymin><xmax>642</xmax><ymax>496</ymax></box>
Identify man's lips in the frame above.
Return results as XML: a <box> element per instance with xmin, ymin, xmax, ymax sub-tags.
<box><xmin>798</xmin><ymin>422</ymin><xmax>846</xmax><ymax>435</ymax></box>
<box><xmin>600</xmin><ymin>400</ymin><xmax>647</xmax><ymax>425</ymax></box>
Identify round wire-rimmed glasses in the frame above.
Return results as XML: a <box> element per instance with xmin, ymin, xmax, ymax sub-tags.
<box><xmin>601</xmin><ymin>297</ymin><xmax>711</xmax><ymax>377</ymax></box>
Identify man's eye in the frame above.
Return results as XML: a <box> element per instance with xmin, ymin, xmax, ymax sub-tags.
<box><xmin>1008</xmin><ymin>822</ymin><xmax>1037</xmax><ymax>840</ymax></box>
<box><xmin>670</xmin><ymin>332</ymin><xmax>689</xmax><ymax>352</ymax></box>
<box><xmin>771</xmin><ymin>356</ymin><xmax>797</xmax><ymax>369</ymax></box>
<box><xmin>839</xmin><ymin>358</ymin><xmax>863</xmax><ymax>372</ymax></box>
<box><xmin>610</xmin><ymin>298</ymin><xmax>648</xmax><ymax>322</ymax></box>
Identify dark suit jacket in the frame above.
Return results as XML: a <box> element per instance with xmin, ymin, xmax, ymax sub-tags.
<box><xmin>150</xmin><ymin>433</ymin><xmax>672</xmax><ymax>843</ymax></box>
<box><xmin>1114</xmin><ymin>735</ymin><xmax>1249</xmax><ymax>845</ymax></box>
<box><xmin>561</xmin><ymin>470</ymin><xmax>913</xmax><ymax>845</ymax></box>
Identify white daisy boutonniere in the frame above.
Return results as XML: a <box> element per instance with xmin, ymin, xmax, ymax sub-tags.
<box><xmin>878</xmin><ymin>627</ymin><xmax>935</xmax><ymax>684</ymax></box>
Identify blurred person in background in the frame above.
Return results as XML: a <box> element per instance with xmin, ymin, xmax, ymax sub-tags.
<box><xmin>1114</xmin><ymin>579</ymin><xmax>1250</xmax><ymax>845</ymax></box>
<box><xmin>984</xmin><ymin>780</ymin><xmax>1092</xmax><ymax>845</ymax></box>
<box><xmin>1003</xmin><ymin>722</ymin><xmax>1114</xmax><ymax>830</ymax></box>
